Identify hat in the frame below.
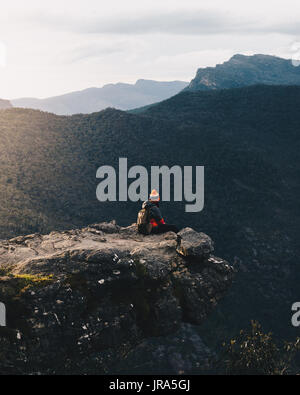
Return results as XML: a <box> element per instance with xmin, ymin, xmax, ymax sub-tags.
<box><xmin>149</xmin><ymin>189</ymin><xmax>160</xmax><ymax>202</ymax></box>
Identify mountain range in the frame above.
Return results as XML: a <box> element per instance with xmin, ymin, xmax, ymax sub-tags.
<box><xmin>11</xmin><ymin>79</ymin><xmax>188</xmax><ymax>115</ymax></box>
<box><xmin>10</xmin><ymin>54</ymin><xmax>300</xmax><ymax>115</ymax></box>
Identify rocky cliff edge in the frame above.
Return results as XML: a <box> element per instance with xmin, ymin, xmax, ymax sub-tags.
<box><xmin>0</xmin><ymin>222</ymin><xmax>234</xmax><ymax>374</ymax></box>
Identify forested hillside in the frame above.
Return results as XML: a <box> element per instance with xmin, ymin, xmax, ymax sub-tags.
<box><xmin>0</xmin><ymin>85</ymin><xmax>299</xmax><ymax>344</ymax></box>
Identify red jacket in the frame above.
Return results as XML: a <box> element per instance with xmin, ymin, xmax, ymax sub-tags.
<box><xmin>142</xmin><ymin>201</ymin><xmax>165</xmax><ymax>227</ymax></box>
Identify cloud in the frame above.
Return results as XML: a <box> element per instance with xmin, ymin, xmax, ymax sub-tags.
<box><xmin>67</xmin><ymin>42</ymin><xmax>126</xmax><ymax>63</ymax></box>
<box><xmin>2</xmin><ymin>1</ymin><xmax>300</xmax><ymax>98</ymax></box>
<box><xmin>85</xmin><ymin>10</ymin><xmax>242</xmax><ymax>35</ymax></box>
<box><xmin>270</xmin><ymin>22</ymin><xmax>300</xmax><ymax>36</ymax></box>
<box><xmin>31</xmin><ymin>9</ymin><xmax>264</xmax><ymax>36</ymax></box>
<box><xmin>29</xmin><ymin>8</ymin><xmax>300</xmax><ymax>37</ymax></box>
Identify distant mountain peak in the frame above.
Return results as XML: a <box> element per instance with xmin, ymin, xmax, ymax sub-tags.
<box><xmin>12</xmin><ymin>79</ymin><xmax>188</xmax><ymax>115</ymax></box>
<box><xmin>229</xmin><ymin>53</ymin><xmax>276</xmax><ymax>60</ymax></box>
<box><xmin>228</xmin><ymin>53</ymin><xmax>288</xmax><ymax>65</ymax></box>
<box><xmin>135</xmin><ymin>78</ymin><xmax>155</xmax><ymax>84</ymax></box>
<box><xmin>186</xmin><ymin>53</ymin><xmax>299</xmax><ymax>91</ymax></box>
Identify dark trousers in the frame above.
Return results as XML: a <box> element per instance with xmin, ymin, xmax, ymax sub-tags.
<box><xmin>151</xmin><ymin>224</ymin><xmax>179</xmax><ymax>234</ymax></box>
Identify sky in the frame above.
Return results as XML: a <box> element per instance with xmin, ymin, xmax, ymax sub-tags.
<box><xmin>0</xmin><ymin>0</ymin><xmax>300</xmax><ymax>99</ymax></box>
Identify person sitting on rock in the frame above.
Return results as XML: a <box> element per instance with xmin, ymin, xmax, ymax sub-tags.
<box><xmin>137</xmin><ymin>189</ymin><xmax>179</xmax><ymax>235</ymax></box>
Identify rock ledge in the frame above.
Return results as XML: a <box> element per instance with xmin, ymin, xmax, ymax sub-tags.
<box><xmin>0</xmin><ymin>222</ymin><xmax>234</xmax><ymax>374</ymax></box>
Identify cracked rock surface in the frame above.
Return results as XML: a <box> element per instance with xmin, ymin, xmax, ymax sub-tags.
<box><xmin>0</xmin><ymin>222</ymin><xmax>234</xmax><ymax>374</ymax></box>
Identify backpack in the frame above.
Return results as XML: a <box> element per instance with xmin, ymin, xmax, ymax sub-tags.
<box><xmin>137</xmin><ymin>207</ymin><xmax>152</xmax><ymax>235</ymax></box>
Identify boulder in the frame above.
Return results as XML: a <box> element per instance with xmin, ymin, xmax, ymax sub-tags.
<box><xmin>176</xmin><ymin>228</ymin><xmax>214</xmax><ymax>259</ymax></box>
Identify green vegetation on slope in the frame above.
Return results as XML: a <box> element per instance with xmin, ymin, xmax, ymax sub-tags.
<box><xmin>0</xmin><ymin>85</ymin><xmax>299</xmax><ymax>344</ymax></box>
